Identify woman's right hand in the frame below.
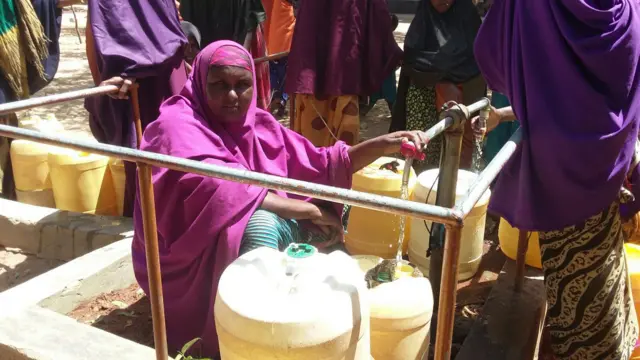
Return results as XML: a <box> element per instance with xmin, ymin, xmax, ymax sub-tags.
<box><xmin>470</xmin><ymin>106</ymin><xmax>502</xmax><ymax>137</ymax></box>
<box><xmin>100</xmin><ymin>76</ymin><xmax>136</xmax><ymax>100</ymax></box>
<box><xmin>310</xmin><ymin>205</ymin><xmax>344</xmax><ymax>237</ymax></box>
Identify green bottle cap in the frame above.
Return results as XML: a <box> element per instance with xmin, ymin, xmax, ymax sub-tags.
<box><xmin>285</xmin><ymin>243</ymin><xmax>317</xmax><ymax>259</ymax></box>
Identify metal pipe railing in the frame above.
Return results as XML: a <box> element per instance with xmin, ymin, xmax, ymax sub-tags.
<box><xmin>0</xmin><ymin>124</ymin><xmax>461</xmax><ymax>224</ymax></box>
<box><xmin>456</xmin><ymin>128</ymin><xmax>522</xmax><ymax>217</ymax></box>
<box><xmin>0</xmin><ymin>85</ymin><xmax>118</xmax><ymax>116</ymax></box>
<box><xmin>424</xmin><ymin>116</ymin><xmax>455</xmax><ymax>142</ymax></box>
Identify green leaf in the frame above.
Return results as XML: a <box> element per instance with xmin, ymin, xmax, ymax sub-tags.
<box><xmin>174</xmin><ymin>354</ymin><xmax>183</xmax><ymax>360</ymax></box>
<box><xmin>180</xmin><ymin>338</ymin><xmax>202</xmax><ymax>355</ymax></box>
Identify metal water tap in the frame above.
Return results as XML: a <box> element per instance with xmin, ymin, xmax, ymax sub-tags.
<box><xmin>477</xmin><ymin>89</ymin><xmax>493</xmax><ymax>140</ymax></box>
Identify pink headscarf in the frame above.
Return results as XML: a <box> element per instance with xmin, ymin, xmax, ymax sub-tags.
<box><xmin>132</xmin><ymin>41</ymin><xmax>352</xmax><ymax>357</ymax></box>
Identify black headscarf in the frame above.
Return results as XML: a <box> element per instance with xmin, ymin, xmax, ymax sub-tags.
<box><xmin>179</xmin><ymin>0</ymin><xmax>266</xmax><ymax>47</ymax></box>
<box><xmin>403</xmin><ymin>0</ymin><xmax>481</xmax><ymax>84</ymax></box>
<box><xmin>180</xmin><ymin>21</ymin><xmax>202</xmax><ymax>48</ymax></box>
<box><xmin>389</xmin><ymin>0</ymin><xmax>484</xmax><ymax>132</ymax></box>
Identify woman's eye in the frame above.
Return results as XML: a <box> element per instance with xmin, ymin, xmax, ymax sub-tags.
<box><xmin>208</xmin><ymin>81</ymin><xmax>226</xmax><ymax>91</ymax></box>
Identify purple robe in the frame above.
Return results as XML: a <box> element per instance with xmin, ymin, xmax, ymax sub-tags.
<box><xmin>84</xmin><ymin>0</ymin><xmax>188</xmax><ymax>217</ymax></box>
<box><xmin>285</xmin><ymin>0</ymin><xmax>402</xmax><ymax>96</ymax></box>
<box><xmin>475</xmin><ymin>0</ymin><xmax>640</xmax><ymax>231</ymax></box>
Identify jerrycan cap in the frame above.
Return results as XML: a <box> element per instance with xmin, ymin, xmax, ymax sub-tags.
<box><xmin>284</xmin><ymin>243</ymin><xmax>317</xmax><ymax>276</ymax></box>
<box><xmin>285</xmin><ymin>243</ymin><xmax>317</xmax><ymax>259</ymax></box>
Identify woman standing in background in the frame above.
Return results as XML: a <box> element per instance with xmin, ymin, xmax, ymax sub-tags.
<box><xmin>179</xmin><ymin>0</ymin><xmax>271</xmax><ymax>110</ymax></box>
<box><xmin>85</xmin><ymin>0</ymin><xmax>188</xmax><ymax>217</ymax></box>
<box><xmin>390</xmin><ymin>0</ymin><xmax>485</xmax><ymax>170</ymax></box>
<box><xmin>262</xmin><ymin>0</ymin><xmax>296</xmax><ymax>116</ymax></box>
<box><xmin>286</xmin><ymin>0</ymin><xmax>402</xmax><ymax>147</ymax></box>
<box><xmin>473</xmin><ymin>0</ymin><xmax>640</xmax><ymax>358</ymax></box>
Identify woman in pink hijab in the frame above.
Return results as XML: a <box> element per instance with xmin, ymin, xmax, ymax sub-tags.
<box><xmin>132</xmin><ymin>40</ymin><xmax>427</xmax><ymax>357</ymax></box>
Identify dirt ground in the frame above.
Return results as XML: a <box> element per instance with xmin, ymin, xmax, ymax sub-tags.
<box><xmin>0</xmin><ymin>247</ymin><xmax>63</xmax><ymax>292</ymax></box>
<box><xmin>67</xmin><ymin>283</ymin><xmax>155</xmax><ymax>348</ymax></box>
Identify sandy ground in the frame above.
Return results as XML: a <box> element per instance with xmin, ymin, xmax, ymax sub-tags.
<box><xmin>1</xmin><ymin>9</ymin><xmax>414</xmax><ymax>293</ymax></box>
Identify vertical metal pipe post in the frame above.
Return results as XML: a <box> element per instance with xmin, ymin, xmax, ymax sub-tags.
<box><xmin>130</xmin><ymin>86</ymin><xmax>168</xmax><ymax>359</ymax></box>
<box><xmin>138</xmin><ymin>162</ymin><xmax>169</xmax><ymax>360</ymax></box>
<box><xmin>434</xmin><ymin>225</ymin><xmax>463</xmax><ymax>360</ymax></box>
<box><xmin>429</xmin><ymin>115</ymin><xmax>464</xmax><ymax>339</ymax></box>
<box><xmin>514</xmin><ymin>229</ymin><xmax>529</xmax><ymax>292</ymax></box>
<box><xmin>131</xmin><ymin>85</ymin><xmax>143</xmax><ymax>148</ymax></box>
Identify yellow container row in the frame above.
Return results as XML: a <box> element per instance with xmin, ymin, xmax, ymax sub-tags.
<box><xmin>9</xmin><ymin>139</ymin><xmax>126</xmax><ymax>216</ymax></box>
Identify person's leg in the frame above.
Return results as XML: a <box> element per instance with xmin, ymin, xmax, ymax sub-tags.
<box><xmin>239</xmin><ymin>209</ymin><xmax>301</xmax><ymax>255</ymax></box>
<box><xmin>539</xmin><ymin>200</ymin><xmax>638</xmax><ymax>360</ymax></box>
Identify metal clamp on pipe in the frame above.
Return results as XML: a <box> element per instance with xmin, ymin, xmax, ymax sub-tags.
<box><xmin>439</xmin><ymin>101</ymin><xmax>470</xmax><ymax>132</ymax></box>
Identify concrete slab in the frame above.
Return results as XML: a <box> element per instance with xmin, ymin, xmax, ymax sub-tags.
<box><xmin>0</xmin><ymin>238</ymin><xmax>162</xmax><ymax>360</ymax></box>
<box><xmin>0</xmin><ymin>238</ymin><xmax>133</xmax><ymax>316</ymax></box>
<box><xmin>0</xmin><ymin>198</ymin><xmax>133</xmax><ymax>261</ymax></box>
<box><xmin>0</xmin><ymin>306</ymin><xmax>158</xmax><ymax>360</ymax></box>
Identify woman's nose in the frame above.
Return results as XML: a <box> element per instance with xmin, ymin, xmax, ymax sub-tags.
<box><xmin>226</xmin><ymin>89</ymin><xmax>238</xmax><ymax>102</ymax></box>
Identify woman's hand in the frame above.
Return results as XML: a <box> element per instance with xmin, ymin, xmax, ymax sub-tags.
<box><xmin>382</xmin><ymin>130</ymin><xmax>427</xmax><ymax>154</ymax></box>
<box><xmin>470</xmin><ymin>106</ymin><xmax>516</xmax><ymax>137</ymax></box>
<box><xmin>310</xmin><ymin>206</ymin><xmax>344</xmax><ymax>236</ymax></box>
<box><xmin>348</xmin><ymin>130</ymin><xmax>428</xmax><ymax>173</ymax></box>
<box><xmin>100</xmin><ymin>77</ymin><xmax>136</xmax><ymax>100</ymax></box>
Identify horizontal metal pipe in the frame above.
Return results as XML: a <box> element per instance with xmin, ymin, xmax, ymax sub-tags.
<box><xmin>254</xmin><ymin>51</ymin><xmax>289</xmax><ymax>64</ymax></box>
<box><xmin>455</xmin><ymin>127</ymin><xmax>522</xmax><ymax>217</ymax></box>
<box><xmin>466</xmin><ymin>98</ymin><xmax>491</xmax><ymax>116</ymax></box>
<box><xmin>0</xmin><ymin>124</ymin><xmax>461</xmax><ymax>224</ymax></box>
<box><xmin>0</xmin><ymin>85</ymin><xmax>119</xmax><ymax>116</ymax></box>
<box><xmin>424</xmin><ymin>116</ymin><xmax>454</xmax><ymax>142</ymax></box>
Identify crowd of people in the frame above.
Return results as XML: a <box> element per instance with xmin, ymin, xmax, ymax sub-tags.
<box><xmin>2</xmin><ymin>0</ymin><xmax>640</xmax><ymax>359</ymax></box>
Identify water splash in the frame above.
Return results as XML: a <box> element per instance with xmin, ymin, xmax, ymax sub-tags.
<box><xmin>395</xmin><ymin>158</ymin><xmax>413</xmax><ymax>262</ymax></box>
<box><xmin>472</xmin><ymin>137</ymin><xmax>485</xmax><ymax>173</ymax></box>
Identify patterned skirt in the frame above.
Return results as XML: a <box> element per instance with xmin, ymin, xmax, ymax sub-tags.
<box><xmin>292</xmin><ymin>94</ymin><xmax>360</xmax><ymax>147</ymax></box>
<box><xmin>539</xmin><ymin>199</ymin><xmax>639</xmax><ymax>360</ymax></box>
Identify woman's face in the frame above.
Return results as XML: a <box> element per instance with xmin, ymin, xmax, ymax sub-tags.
<box><xmin>206</xmin><ymin>65</ymin><xmax>254</xmax><ymax>123</ymax></box>
<box><xmin>184</xmin><ymin>37</ymin><xmax>200</xmax><ymax>65</ymax></box>
<box><xmin>431</xmin><ymin>0</ymin><xmax>454</xmax><ymax>13</ymax></box>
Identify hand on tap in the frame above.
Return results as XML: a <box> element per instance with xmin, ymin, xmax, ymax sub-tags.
<box><xmin>471</xmin><ymin>106</ymin><xmax>516</xmax><ymax>137</ymax></box>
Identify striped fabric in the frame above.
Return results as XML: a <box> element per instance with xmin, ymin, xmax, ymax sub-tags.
<box><xmin>240</xmin><ymin>207</ymin><xmax>351</xmax><ymax>255</ymax></box>
<box><xmin>239</xmin><ymin>210</ymin><xmax>301</xmax><ymax>255</ymax></box>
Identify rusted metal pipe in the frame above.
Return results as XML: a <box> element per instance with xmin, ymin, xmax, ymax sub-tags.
<box><xmin>433</xmin><ymin>225</ymin><xmax>463</xmax><ymax>360</ymax></box>
<box><xmin>0</xmin><ymin>85</ymin><xmax>119</xmax><ymax>116</ymax></box>
<box><xmin>424</xmin><ymin>116</ymin><xmax>454</xmax><ymax>142</ymax></box>
<box><xmin>514</xmin><ymin>229</ymin><xmax>529</xmax><ymax>292</ymax></box>
<box><xmin>0</xmin><ymin>124</ymin><xmax>460</xmax><ymax>224</ymax></box>
<box><xmin>456</xmin><ymin>127</ymin><xmax>523</xmax><ymax>217</ymax></box>
<box><xmin>131</xmin><ymin>85</ymin><xmax>143</xmax><ymax>149</ymax></box>
<box><xmin>465</xmin><ymin>97</ymin><xmax>491</xmax><ymax>116</ymax></box>
<box><xmin>138</xmin><ymin>162</ymin><xmax>169</xmax><ymax>360</ymax></box>
<box><xmin>254</xmin><ymin>51</ymin><xmax>289</xmax><ymax>64</ymax></box>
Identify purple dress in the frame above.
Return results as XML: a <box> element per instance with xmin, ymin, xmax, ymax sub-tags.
<box><xmin>84</xmin><ymin>0</ymin><xmax>188</xmax><ymax>217</ymax></box>
<box><xmin>475</xmin><ymin>0</ymin><xmax>640</xmax><ymax>231</ymax></box>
